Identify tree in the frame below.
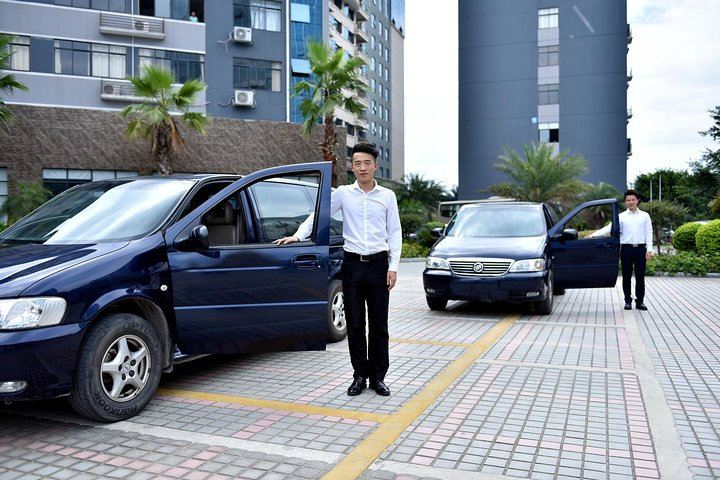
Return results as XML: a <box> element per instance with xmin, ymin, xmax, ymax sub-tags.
<box><xmin>0</xmin><ymin>181</ymin><xmax>51</xmax><ymax>224</ymax></box>
<box><xmin>0</xmin><ymin>34</ymin><xmax>30</xmax><ymax>128</ymax></box>
<box><xmin>120</xmin><ymin>65</ymin><xmax>208</xmax><ymax>175</ymax></box>
<box><xmin>699</xmin><ymin>105</ymin><xmax>720</xmax><ymax>172</ymax></box>
<box><xmin>641</xmin><ymin>200</ymin><xmax>689</xmax><ymax>254</ymax></box>
<box><xmin>486</xmin><ymin>142</ymin><xmax>589</xmax><ymax>209</ymax></box>
<box><xmin>293</xmin><ymin>41</ymin><xmax>367</xmax><ymax>187</ymax></box>
<box><xmin>397</xmin><ymin>172</ymin><xmax>449</xmax><ymax>221</ymax></box>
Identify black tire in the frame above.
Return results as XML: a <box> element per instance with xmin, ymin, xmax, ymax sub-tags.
<box><xmin>327</xmin><ymin>279</ymin><xmax>347</xmax><ymax>342</ymax></box>
<box><xmin>426</xmin><ymin>296</ymin><xmax>448</xmax><ymax>311</ymax></box>
<box><xmin>535</xmin><ymin>271</ymin><xmax>554</xmax><ymax>315</ymax></box>
<box><xmin>68</xmin><ymin>313</ymin><xmax>162</xmax><ymax>422</ymax></box>
<box><xmin>553</xmin><ymin>287</ymin><xmax>566</xmax><ymax>296</ymax></box>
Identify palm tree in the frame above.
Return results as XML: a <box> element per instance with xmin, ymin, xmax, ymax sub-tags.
<box><xmin>293</xmin><ymin>41</ymin><xmax>367</xmax><ymax>187</ymax></box>
<box><xmin>486</xmin><ymin>142</ymin><xmax>589</xmax><ymax>208</ymax></box>
<box><xmin>0</xmin><ymin>34</ymin><xmax>30</xmax><ymax>128</ymax></box>
<box><xmin>120</xmin><ymin>65</ymin><xmax>208</xmax><ymax>175</ymax></box>
<box><xmin>0</xmin><ymin>181</ymin><xmax>51</xmax><ymax>224</ymax></box>
<box><xmin>398</xmin><ymin>172</ymin><xmax>449</xmax><ymax>221</ymax></box>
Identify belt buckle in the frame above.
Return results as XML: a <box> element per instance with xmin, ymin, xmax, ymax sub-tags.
<box><xmin>359</xmin><ymin>254</ymin><xmax>370</xmax><ymax>262</ymax></box>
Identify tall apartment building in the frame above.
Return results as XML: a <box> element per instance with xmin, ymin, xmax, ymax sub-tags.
<box><xmin>0</xmin><ymin>0</ymin><xmax>404</xmax><ymax>198</ymax></box>
<box><xmin>458</xmin><ymin>1</ymin><xmax>632</xmax><ymax>200</ymax></box>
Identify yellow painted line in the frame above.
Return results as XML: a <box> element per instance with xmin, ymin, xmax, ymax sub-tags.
<box><xmin>322</xmin><ymin>315</ymin><xmax>519</xmax><ymax>480</ymax></box>
<box><xmin>156</xmin><ymin>388</ymin><xmax>389</xmax><ymax>423</ymax></box>
<box><xmin>391</xmin><ymin>338</ymin><xmax>474</xmax><ymax>348</ymax></box>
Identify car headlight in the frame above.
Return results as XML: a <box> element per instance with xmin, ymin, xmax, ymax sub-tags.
<box><xmin>0</xmin><ymin>297</ymin><xmax>67</xmax><ymax>330</ymax></box>
<box><xmin>509</xmin><ymin>259</ymin><xmax>545</xmax><ymax>272</ymax></box>
<box><xmin>426</xmin><ymin>256</ymin><xmax>450</xmax><ymax>270</ymax></box>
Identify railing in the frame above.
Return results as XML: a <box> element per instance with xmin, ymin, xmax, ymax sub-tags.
<box><xmin>99</xmin><ymin>12</ymin><xmax>165</xmax><ymax>39</ymax></box>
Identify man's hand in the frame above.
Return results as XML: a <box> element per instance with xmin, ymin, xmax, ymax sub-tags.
<box><xmin>387</xmin><ymin>271</ymin><xmax>397</xmax><ymax>291</ymax></box>
<box><xmin>645</xmin><ymin>250</ymin><xmax>652</xmax><ymax>260</ymax></box>
<box><xmin>273</xmin><ymin>236</ymin><xmax>299</xmax><ymax>245</ymax></box>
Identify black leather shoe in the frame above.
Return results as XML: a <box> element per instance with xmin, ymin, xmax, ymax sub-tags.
<box><xmin>636</xmin><ymin>303</ymin><xmax>648</xmax><ymax>311</ymax></box>
<box><xmin>370</xmin><ymin>380</ymin><xmax>390</xmax><ymax>396</ymax></box>
<box><xmin>624</xmin><ymin>303</ymin><xmax>632</xmax><ymax>310</ymax></box>
<box><xmin>347</xmin><ymin>376</ymin><xmax>366</xmax><ymax>396</ymax></box>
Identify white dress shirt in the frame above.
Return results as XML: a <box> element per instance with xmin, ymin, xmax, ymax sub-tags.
<box><xmin>618</xmin><ymin>208</ymin><xmax>653</xmax><ymax>250</ymax></box>
<box><xmin>294</xmin><ymin>180</ymin><xmax>402</xmax><ymax>271</ymax></box>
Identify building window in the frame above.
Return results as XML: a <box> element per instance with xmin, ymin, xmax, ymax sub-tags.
<box><xmin>539</xmin><ymin>84</ymin><xmax>559</xmax><ymax>105</ymax></box>
<box><xmin>55</xmin><ymin>40</ymin><xmax>127</xmax><ymax>79</ymax></box>
<box><xmin>539</xmin><ymin>45</ymin><xmax>559</xmax><ymax>67</ymax></box>
<box><xmin>0</xmin><ymin>168</ymin><xmax>6</xmax><ymax>222</ymax></box>
<box><xmin>54</xmin><ymin>0</ymin><xmax>127</xmax><ymax>12</ymax></box>
<box><xmin>539</xmin><ymin>123</ymin><xmax>560</xmax><ymax>143</ymax></box>
<box><xmin>346</xmin><ymin>123</ymin><xmax>355</xmax><ymax>135</ymax></box>
<box><xmin>139</xmin><ymin>49</ymin><xmax>204</xmax><ymax>83</ymax></box>
<box><xmin>7</xmin><ymin>36</ymin><xmax>30</xmax><ymax>71</ymax></box>
<box><xmin>234</xmin><ymin>0</ymin><xmax>282</xmax><ymax>32</ymax></box>
<box><xmin>538</xmin><ymin>7</ymin><xmax>559</xmax><ymax>29</ymax></box>
<box><xmin>91</xmin><ymin>44</ymin><xmax>127</xmax><ymax>78</ymax></box>
<box><xmin>42</xmin><ymin>168</ymin><xmax>137</xmax><ymax>197</ymax></box>
<box><xmin>233</xmin><ymin>58</ymin><xmax>282</xmax><ymax>91</ymax></box>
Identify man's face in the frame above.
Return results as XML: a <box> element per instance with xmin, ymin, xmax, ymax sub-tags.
<box><xmin>351</xmin><ymin>152</ymin><xmax>377</xmax><ymax>182</ymax></box>
<box><xmin>625</xmin><ymin>194</ymin><xmax>639</xmax><ymax>211</ymax></box>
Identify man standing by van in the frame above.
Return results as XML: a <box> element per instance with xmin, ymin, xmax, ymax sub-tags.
<box><xmin>274</xmin><ymin>142</ymin><xmax>402</xmax><ymax>396</ymax></box>
<box><xmin>618</xmin><ymin>189</ymin><xmax>653</xmax><ymax>311</ymax></box>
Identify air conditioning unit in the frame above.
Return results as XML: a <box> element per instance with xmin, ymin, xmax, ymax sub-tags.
<box><xmin>232</xmin><ymin>26</ymin><xmax>253</xmax><ymax>43</ymax></box>
<box><xmin>134</xmin><ymin>20</ymin><xmax>150</xmax><ymax>32</ymax></box>
<box><xmin>234</xmin><ymin>89</ymin><xmax>255</xmax><ymax>107</ymax></box>
<box><xmin>102</xmin><ymin>84</ymin><xmax>116</xmax><ymax>95</ymax></box>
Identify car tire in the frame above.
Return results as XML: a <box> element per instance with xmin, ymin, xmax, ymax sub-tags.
<box><xmin>327</xmin><ymin>279</ymin><xmax>347</xmax><ymax>342</ymax></box>
<box><xmin>553</xmin><ymin>287</ymin><xmax>566</xmax><ymax>296</ymax></box>
<box><xmin>426</xmin><ymin>296</ymin><xmax>448</xmax><ymax>311</ymax></box>
<box><xmin>68</xmin><ymin>313</ymin><xmax>162</xmax><ymax>422</ymax></box>
<box><xmin>535</xmin><ymin>271</ymin><xmax>554</xmax><ymax>315</ymax></box>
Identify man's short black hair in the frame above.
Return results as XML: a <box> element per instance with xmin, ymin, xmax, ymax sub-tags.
<box><xmin>624</xmin><ymin>188</ymin><xmax>640</xmax><ymax>199</ymax></box>
<box><xmin>351</xmin><ymin>142</ymin><xmax>379</xmax><ymax>160</ymax></box>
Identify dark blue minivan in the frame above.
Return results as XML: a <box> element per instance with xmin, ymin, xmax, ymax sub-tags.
<box><xmin>0</xmin><ymin>162</ymin><xmax>338</xmax><ymax>422</ymax></box>
<box><xmin>424</xmin><ymin>198</ymin><xmax>621</xmax><ymax>314</ymax></box>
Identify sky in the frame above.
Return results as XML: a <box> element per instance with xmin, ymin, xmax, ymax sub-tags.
<box><xmin>402</xmin><ymin>0</ymin><xmax>720</xmax><ymax>191</ymax></box>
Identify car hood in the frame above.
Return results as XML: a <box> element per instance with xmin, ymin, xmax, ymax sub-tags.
<box><xmin>0</xmin><ymin>242</ymin><xmax>127</xmax><ymax>297</ymax></box>
<box><xmin>429</xmin><ymin>235</ymin><xmax>547</xmax><ymax>259</ymax></box>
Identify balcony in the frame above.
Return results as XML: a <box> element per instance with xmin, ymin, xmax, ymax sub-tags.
<box><xmin>99</xmin><ymin>12</ymin><xmax>165</xmax><ymax>40</ymax></box>
<box><xmin>627</xmin><ymin>138</ymin><xmax>632</xmax><ymax>156</ymax></box>
<box><xmin>355</xmin><ymin>23</ymin><xmax>369</xmax><ymax>43</ymax></box>
<box><xmin>355</xmin><ymin>45</ymin><xmax>370</xmax><ymax>63</ymax></box>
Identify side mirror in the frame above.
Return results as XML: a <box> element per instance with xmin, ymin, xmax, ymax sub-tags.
<box><xmin>174</xmin><ymin>225</ymin><xmax>210</xmax><ymax>251</ymax></box>
<box><xmin>561</xmin><ymin>228</ymin><xmax>578</xmax><ymax>241</ymax></box>
<box><xmin>431</xmin><ymin>227</ymin><xmax>444</xmax><ymax>239</ymax></box>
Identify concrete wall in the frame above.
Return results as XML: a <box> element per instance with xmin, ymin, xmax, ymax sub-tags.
<box><xmin>0</xmin><ymin>105</ymin><xmax>346</xmax><ymax>191</ymax></box>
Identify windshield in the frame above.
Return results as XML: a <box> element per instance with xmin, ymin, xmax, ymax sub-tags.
<box><xmin>445</xmin><ymin>205</ymin><xmax>546</xmax><ymax>237</ymax></box>
<box><xmin>0</xmin><ymin>179</ymin><xmax>195</xmax><ymax>244</ymax></box>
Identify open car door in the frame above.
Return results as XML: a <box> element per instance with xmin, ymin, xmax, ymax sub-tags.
<box><xmin>549</xmin><ymin>198</ymin><xmax>620</xmax><ymax>290</ymax></box>
<box><xmin>164</xmin><ymin>162</ymin><xmax>332</xmax><ymax>355</ymax></box>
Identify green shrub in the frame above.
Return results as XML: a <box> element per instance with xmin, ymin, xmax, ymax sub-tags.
<box><xmin>696</xmin><ymin>220</ymin><xmax>720</xmax><ymax>256</ymax></box>
<box><xmin>672</xmin><ymin>221</ymin><xmax>702</xmax><ymax>251</ymax></box>
<box><xmin>402</xmin><ymin>241</ymin><xmax>429</xmax><ymax>258</ymax></box>
<box><xmin>647</xmin><ymin>251</ymin><xmax>720</xmax><ymax>276</ymax></box>
<box><xmin>417</xmin><ymin>221</ymin><xmax>444</xmax><ymax>249</ymax></box>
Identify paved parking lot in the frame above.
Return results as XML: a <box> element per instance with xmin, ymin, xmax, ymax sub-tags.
<box><xmin>1</xmin><ymin>261</ymin><xmax>719</xmax><ymax>480</ymax></box>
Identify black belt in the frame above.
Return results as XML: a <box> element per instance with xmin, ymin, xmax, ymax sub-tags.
<box><xmin>344</xmin><ymin>250</ymin><xmax>388</xmax><ymax>262</ymax></box>
<box><xmin>622</xmin><ymin>244</ymin><xmax>644</xmax><ymax>248</ymax></box>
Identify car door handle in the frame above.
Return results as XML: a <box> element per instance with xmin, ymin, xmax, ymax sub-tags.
<box><xmin>292</xmin><ymin>255</ymin><xmax>321</xmax><ymax>270</ymax></box>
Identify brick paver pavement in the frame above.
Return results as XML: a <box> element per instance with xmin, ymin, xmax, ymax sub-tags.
<box><xmin>1</xmin><ymin>262</ymin><xmax>718</xmax><ymax>479</ymax></box>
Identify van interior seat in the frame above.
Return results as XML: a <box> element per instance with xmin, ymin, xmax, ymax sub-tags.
<box><xmin>203</xmin><ymin>201</ymin><xmax>237</xmax><ymax>245</ymax></box>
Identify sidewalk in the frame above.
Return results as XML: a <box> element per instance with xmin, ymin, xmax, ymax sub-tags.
<box><xmin>0</xmin><ymin>263</ymin><xmax>719</xmax><ymax>479</ymax></box>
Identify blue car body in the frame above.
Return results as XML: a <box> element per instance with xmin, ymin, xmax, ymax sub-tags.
<box><xmin>423</xmin><ymin>199</ymin><xmax>620</xmax><ymax>313</ymax></box>
<box><xmin>0</xmin><ymin>162</ymin><xmax>333</xmax><ymax>421</ymax></box>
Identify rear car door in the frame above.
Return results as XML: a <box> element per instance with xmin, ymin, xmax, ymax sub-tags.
<box><xmin>164</xmin><ymin>162</ymin><xmax>332</xmax><ymax>354</ymax></box>
<box><xmin>549</xmin><ymin>199</ymin><xmax>620</xmax><ymax>289</ymax></box>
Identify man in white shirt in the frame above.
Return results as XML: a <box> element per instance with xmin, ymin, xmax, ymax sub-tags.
<box><xmin>618</xmin><ymin>189</ymin><xmax>653</xmax><ymax>310</ymax></box>
<box><xmin>274</xmin><ymin>143</ymin><xmax>402</xmax><ymax>396</ymax></box>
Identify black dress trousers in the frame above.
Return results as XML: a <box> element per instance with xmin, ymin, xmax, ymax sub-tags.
<box><xmin>620</xmin><ymin>244</ymin><xmax>647</xmax><ymax>304</ymax></box>
<box><xmin>341</xmin><ymin>253</ymin><xmax>390</xmax><ymax>383</ymax></box>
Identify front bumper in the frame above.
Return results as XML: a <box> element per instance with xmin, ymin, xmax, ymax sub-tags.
<box><xmin>423</xmin><ymin>269</ymin><xmax>549</xmax><ymax>302</ymax></box>
<box><xmin>0</xmin><ymin>322</ymin><xmax>88</xmax><ymax>401</ymax></box>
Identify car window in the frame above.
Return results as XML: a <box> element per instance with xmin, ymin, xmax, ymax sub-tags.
<box><xmin>567</xmin><ymin>203</ymin><xmax>616</xmax><ymax>238</ymax></box>
<box><xmin>0</xmin><ymin>179</ymin><xmax>195</xmax><ymax>244</ymax></box>
<box><xmin>249</xmin><ymin>180</ymin><xmax>315</xmax><ymax>242</ymax></box>
<box><xmin>446</xmin><ymin>205</ymin><xmax>546</xmax><ymax>237</ymax></box>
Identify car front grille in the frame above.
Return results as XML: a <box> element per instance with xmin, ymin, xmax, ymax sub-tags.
<box><xmin>449</xmin><ymin>258</ymin><xmax>513</xmax><ymax>277</ymax></box>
